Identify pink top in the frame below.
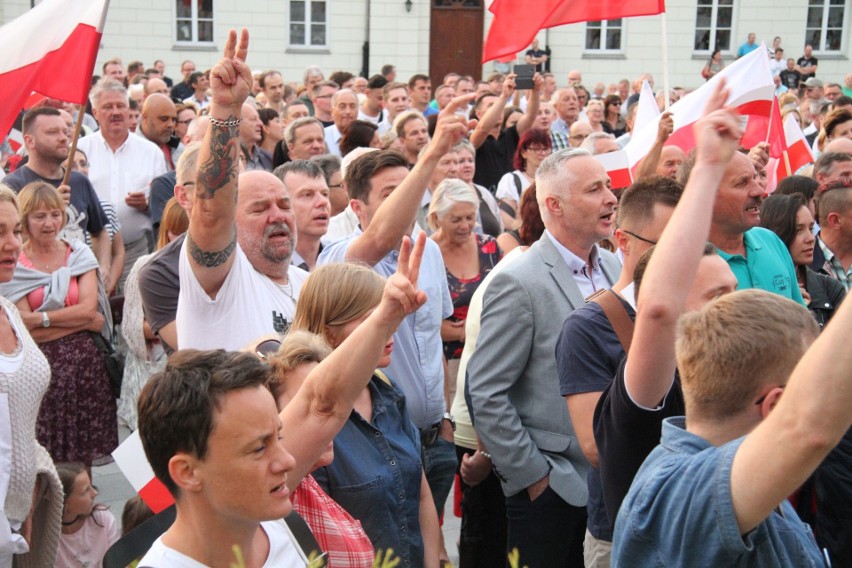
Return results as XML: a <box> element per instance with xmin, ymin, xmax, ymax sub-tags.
<box><xmin>19</xmin><ymin>244</ymin><xmax>79</xmax><ymax>311</ymax></box>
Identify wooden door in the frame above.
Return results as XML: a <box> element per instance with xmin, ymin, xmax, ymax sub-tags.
<box><xmin>429</xmin><ymin>0</ymin><xmax>484</xmax><ymax>86</ymax></box>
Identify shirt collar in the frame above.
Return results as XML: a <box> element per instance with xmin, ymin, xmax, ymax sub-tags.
<box><xmin>817</xmin><ymin>234</ymin><xmax>836</xmax><ymax>262</ymax></box>
<box><xmin>545</xmin><ymin>229</ymin><xmax>602</xmax><ymax>274</ymax></box>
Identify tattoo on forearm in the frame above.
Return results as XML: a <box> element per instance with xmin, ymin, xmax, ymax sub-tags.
<box><xmin>187</xmin><ymin>230</ymin><xmax>237</xmax><ymax>268</ymax></box>
<box><xmin>197</xmin><ymin>118</ymin><xmax>240</xmax><ymax>200</ymax></box>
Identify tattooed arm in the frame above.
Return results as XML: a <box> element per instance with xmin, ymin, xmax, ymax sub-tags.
<box><xmin>186</xmin><ymin>29</ymin><xmax>252</xmax><ymax>296</ymax></box>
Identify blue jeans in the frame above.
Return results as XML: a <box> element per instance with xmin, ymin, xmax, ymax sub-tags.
<box><xmin>421</xmin><ymin>437</ymin><xmax>457</xmax><ymax>517</ymax></box>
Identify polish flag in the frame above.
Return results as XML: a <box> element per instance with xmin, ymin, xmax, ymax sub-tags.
<box><xmin>595</xmin><ymin>149</ymin><xmax>633</xmax><ymax>189</ymax></box>
<box><xmin>633</xmin><ymin>80</ymin><xmax>660</xmax><ymax>139</ymax></box>
<box><xmin>0</xmin><ymin>0</ymin><xmax>109</xmax><ymax>140</ymax></box>
<box><xmin>765</xmin><ymin>97</ymin><xmax>786</xmax><ymax>159</ymax></box>
<box><xmin>483</xmin><ymin>0</ymin><xmax>665</xmax><ymax>63</ymax></box>
<box><xmin>777</xmin><ymin>113</ymin><xmax>814</xmax><ymax>181</ymax></box>
<box><xmin>624</xmin><ymin>45</ymin><xmax>775</xmax><ymax>170</ymax></box>
<box><xmin>112</xmin><ymin>430</ymin><xmax>175</xmax><ymax>514</ymax></box>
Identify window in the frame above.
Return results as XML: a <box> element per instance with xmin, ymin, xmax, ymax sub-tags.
<box><xmin>693</xmin><ymin>0</ymin><xmax>733</xmax><ymax>52</ymax></box>
<box><xmin>806</xmin><ymin>0</ymin><xmax>847</xmax><ymax>52</ymax></box>
<box><xmin>585</xmin><ymin>20</ymin><xmax>623</xmax><ymax>51</ymax></box>
<box><xmin>175</xmin><ymin>0</ymin><xmax>214</xmax><ymax>44</ymax></box>
<box><xmin>289</xmin><ymin>0</ymin><xmax>327</xmax><ymax>48</ymax></box>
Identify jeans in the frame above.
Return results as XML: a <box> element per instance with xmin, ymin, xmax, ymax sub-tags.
<box><xmin>421</xmin><ymin>437</ymin><xmax>457</xmax><ymax>518</ymax></box>
<box><xmin>505</xmin><ymin>485</ymin><xmax>586</xmax><ymax>568</ymax></box>
<box><xmin>456</xmin><ymin>446</ymin><xmax>508</xmax><ymax>568</ymax></box>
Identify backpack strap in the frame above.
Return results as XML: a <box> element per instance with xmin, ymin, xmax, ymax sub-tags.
<box><xmin>103</xmin><ymin>505</ymin><xmax>177</xmax><ymax>568</ymax></box>
<box><xmin>586</xmin><ymin>289</ymin><xmax>634</xmax><ymax>354</ymax></box>
<box><xmin>512</xmin><ymin>172</ymin><xmax>523</xmax><ymax>199</ymax></box>
<box><xmin>284</xmin><ymin>511</ymin><xmax>327</xmax><ymax>566</ymax></box>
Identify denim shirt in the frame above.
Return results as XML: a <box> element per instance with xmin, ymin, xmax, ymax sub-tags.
<box><xmin>613</xmin><ymin>417</ymin><xmax>827</xmax><ymax>567</ymax></box>
<box><xmin>312</xmin><ymin>376</ymin><xmax>424</xmax><ymax>567</ymax></box>
<box><xmin>319</xmin><ymin>230</ymin><xmax>453</xmax><ymax>428</ymax></box>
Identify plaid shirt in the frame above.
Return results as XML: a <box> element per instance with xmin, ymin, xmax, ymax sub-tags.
<box><xmin>818</xmin><ymin>236</ymin><xmax>852</xmax><ymax>291</ymax></box>
<box><xmin>551</xmin><ymin>131</ymin><xmax>570</xmax><ymax>151</ymax></box>
<box><xmin>292</xmin><ymin>474</ymin><xmax>375</xmax><ymax>567</ymax></box>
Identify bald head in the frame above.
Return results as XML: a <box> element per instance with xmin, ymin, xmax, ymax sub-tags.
<box><xmin>145</xmin><ymin>78</ymin><xmax>169</xmax><ymax>97</ymax></box>
<box><xmin>235</xmin><ymin>170</ymin><xmax>296</xmax><ymax>276</ymax></box>
<box><xmin>569</xmin><ymin>121</ymin><xmax>592</xmax><ymax>147</ymax></box>
<box><xmin>825</xmin><ymin>137</ymin><xmax>852</xmax><ymax>154</ymax></box>
<box><xmin>141</xmin><ymin>93</ymin><xmax>176</xmax><ymax>144</ymax></box>
<box><xmin>656</xmin><ymin>146</ymin><xmax>686</xmax><ymax>180</ymax></box>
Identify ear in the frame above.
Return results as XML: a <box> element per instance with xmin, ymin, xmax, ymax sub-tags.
<box><xmin>349</xmin><ymin>198</ymin><xmax>367</xmax><ymax>221</ymax></box>
<box><xmin>23</xmin><ymin>134</ymin><xmax>35</xmax><ymax>150</ymax></box>
<box><xmin>168</xmin><ymin>453</ymin><xmax>203</xmax><ymax>493</ymax></box>
<box><xmin>825</xmin><ymin>211</ymin><xmax>841</xmax><ymax>229</ymax></box>
<box><xmin>757</xmin><ymin>386</ymin><xmax>786</xmax><ymax>419</ymax></box>
<box><xmin>544</xmin><ymin>194</ymin><xmax>562</xmax><ymax>216</ymax></box>
<box><xmin>614</xmin><ymin>228</ymin><xmax>630</xmax><ymax>256</ymax></box>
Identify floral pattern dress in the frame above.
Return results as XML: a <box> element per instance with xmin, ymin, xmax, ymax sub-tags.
<box><xmin>442</xmin><ymin>235</ymin><xmax>502</xmax><ymax>360</ymax></box>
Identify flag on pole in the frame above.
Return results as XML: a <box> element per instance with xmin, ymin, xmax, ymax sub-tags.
<box><xmin>777</xmin><ymin>113</ymin><xmax>814</xmax><ymax>181</ymax></box>
<box><xmin>624</xmin><ymin>45</ymin><xmax>775</xmax><ymax>173</ymax></box>
<box><xmin>765</xmin><ymin>97</ymin><xmax>786</xmax><ymax>159</ymax></box>
<box><xmin>483</xmin><ymin>0</ymin><xmax>666</xmax><ymax>63</ymax></box>
<box><xmin>112</xmin><ymin>430</ymin><xmax>175</xmax><ymax>514</ymax></box>
<box><xmin>0</xmin><ymin>0</ymin><xmax>109</xmax><ymax>140</ymax></box>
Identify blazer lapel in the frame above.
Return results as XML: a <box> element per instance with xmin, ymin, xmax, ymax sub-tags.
<box><xmin>536</xmin><ymin>236</ymin><xmax>586</xmax><ymax>309</ymax></box>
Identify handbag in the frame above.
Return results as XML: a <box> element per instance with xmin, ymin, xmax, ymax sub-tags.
<box><xmin>89</xmin><ymin>331</ymin><xmax>125</xmax><ymax>398</ymax></box>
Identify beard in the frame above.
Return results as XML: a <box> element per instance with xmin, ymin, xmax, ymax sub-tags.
<box><xmin>260</xmin><ymin>222</ymin><xmax>296</xmax><ymax>264</ymax></box>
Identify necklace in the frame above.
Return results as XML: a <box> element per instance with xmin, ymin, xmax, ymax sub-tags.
<box><xmin>274</xmin><ymin>280</ymin><xmax>296</xmax><ymax>303</ymax></box>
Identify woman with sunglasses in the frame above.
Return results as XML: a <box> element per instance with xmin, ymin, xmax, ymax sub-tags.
<box><xmin>602</xmin><ymin>94</ymin><xmax>626</xmax><ymax>137</ymax></box>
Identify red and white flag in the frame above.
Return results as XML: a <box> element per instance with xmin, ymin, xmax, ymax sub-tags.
<box><xmin>595</xmin><ymin>149</ymin><xmax>633</xmax><ymax>190</ymax></box>
<box><xmin>483</xmin><ymin>0</ymin><xmax>665</xmax><ymax>63</ymax></box>
<box><xmin>624</xmin><ymin>45</ymin><xmax>775</xmax><ymax>171</ymax></box>
<box><xmin>777</xmin><ymin>113</ymin><xmax>814</xmax><ymax>181</ymax></box>
<box><xmin>0</xmin><ymin>0</ymin><xmax>109</xmax><ymax>140</ymax></box>
<box><xmin>112</xmin><ymin>430</ymin><xmax>174</xmax><ymax>514</ymax></box>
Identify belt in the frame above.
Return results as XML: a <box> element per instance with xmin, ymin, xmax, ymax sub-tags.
<box><xmin>419</xmin><ymin>421</ymin><xmax>441</xmax><ymax>446</ymax></box>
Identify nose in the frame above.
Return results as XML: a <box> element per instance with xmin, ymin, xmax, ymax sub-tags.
<box><xmin>272</xmin><ymin>441</ymin><xmax>296</xmax><ymax>474</ymax></box>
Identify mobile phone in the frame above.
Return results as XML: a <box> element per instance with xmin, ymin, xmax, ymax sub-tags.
<box><xmin>513</xmin><ymin>64</ymin><xmax>535</xmax><ymax>90</ymax></box>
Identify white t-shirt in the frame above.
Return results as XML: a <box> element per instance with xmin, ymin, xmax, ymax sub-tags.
<box><xmin>177</xmin><ymin>242</ymin><xmax>308</xmax><ymax>350</ymax></box>
<box><xmin>495</xmin><ymin>170</ymin><xmax>532</xmax><ymax>204</ymax></box>
<box><xmin>55</xmin><ymin>509</ymin><xmax>120</xmax><ymax>568</ymax></box>
<box><xmin>138</xmin><ymin>520</ymin><xmax>306</xmax><ymax>567</ymax></box>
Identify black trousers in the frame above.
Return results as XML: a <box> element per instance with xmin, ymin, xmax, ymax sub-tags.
<box><xmin>455</xmin><ymin>446</ymin><xmax>508</xmax><ymax>568</ymax></box>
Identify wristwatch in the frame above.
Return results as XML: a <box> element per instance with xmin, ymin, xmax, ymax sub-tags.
<box><xmin>41</xmin><ymin>312</ymin><xmax>50</xmax><ymax>328</ymax></box>
<box><xmin>442</xmin><ymin>412</ymin><xmax>456</xmax><ymax>431</ymax></box>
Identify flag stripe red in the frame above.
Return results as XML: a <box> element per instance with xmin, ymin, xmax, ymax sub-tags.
<box><xmin>139</xmin><ymin>477</ymin><xmax>176</xmax><ymax>514</ymax></box>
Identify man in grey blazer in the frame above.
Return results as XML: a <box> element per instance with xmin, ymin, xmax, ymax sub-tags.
<box><xmin>467</xmin><ymin>148</ymin><xmax>621</xmax><ymax>568</ymax></box>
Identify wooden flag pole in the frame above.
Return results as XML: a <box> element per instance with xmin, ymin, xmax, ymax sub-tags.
<box><xmin>660</xmin><ymin>11</ymin><xmax>671</xmax><ymax>111</ymax></box>
<box><xmin>783</xmin><ymin>151</ymin><xmax>792</xmax><ymax>177</ymax></box>
<box><xmin>62</xmin><ymin>104</ymin><xmax>86</xmax><ymax>186</ymax></box>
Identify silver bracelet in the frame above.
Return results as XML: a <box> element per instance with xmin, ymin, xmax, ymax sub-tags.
<box><xmin>208</xmin><ymin>116</ymin><xmax>241</xmax><ymax>128</ymax></box>
<box><xmin>479</xmin><ymin>450</ymin><xmax>492</xmax><ymax>460</ymax></box>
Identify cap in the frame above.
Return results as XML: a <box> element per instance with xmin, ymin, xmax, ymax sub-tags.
<box><xmin>803</xmin><ymin>78</ymin><xmax>824</xmax><ymax>88</ymax></box>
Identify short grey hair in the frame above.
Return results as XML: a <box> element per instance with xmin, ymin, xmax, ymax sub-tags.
<box><xmin>331</xmin><ymin>89</ymin><xmax>357</xmax><ymax>108</ymax></box>
<box><xmin>273</xmin><ymin>159</ymin><xmax>325</xmax><ymax>185</ymax></box>
<box><xmin>428</xmin><ymin>178</ymin><xmax>479</xmax><ymax>231</ymax></box>
<box><xmin>580</xmin><ymin>132</ymin><xmax>616</xmax><ymax>155</ymax></box>
<box><xmin>176</xmin><ymin>142</ymin><xmax>202</xmax><ymax>186</ymax></box>
<box><xmin>303</xmin><ymin>65</ymin><xmax>324</xmax><ymax>86</ymax></box>
<box><xmin>454</xmin><ymin>139</ymin><xmax>476</xmax><ymax>159</ymax></box>
<box><xmin>310</xmin><ymin>154</ymin><xmax>342</xmax><ymax>184</ymax></box>
<box><xmin>285</xmin><ymin>116</ymin><xmax>324</xmax><ymax>145</ymax></box>
<box><xmin>536</xmin><ymin>148</ymin><xmax>592</xmax><ymax>205</ymax></box>
<box><xmin>89</xmin><ymin>77</ymin><xmax>128</xmax><ymax>108</ymax></box>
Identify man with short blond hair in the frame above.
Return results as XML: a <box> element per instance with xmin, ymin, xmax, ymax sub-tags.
<box><xmin>379</xmin><ymin>81</ymin><xmax>409</xmax><ymax>134</ymax></box>
<box><xmin>395</xmin><ymin>111</ymin><xmax>430</xmax><ymax>166</ymax></box>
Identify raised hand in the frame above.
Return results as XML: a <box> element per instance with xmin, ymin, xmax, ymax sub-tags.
<box><xmin>693</xmin><ymin>78</ymin><xmax>742</xmax><ymax>167</ymax></box>
<box><xmin>209</xmin><ymin>29</ymin><xmax>252</xmax><ymax>109</ymax></box>
<box><xmin>656</xmin><ymin>111</ymin><xmax>674</xmax><ymax>143</ymax></box>
<box><xmin>377</xmin><ymin>232</ymin><xmax>428</xmax><ymax>325</ymax></box>
<box><xmin>501</xmin><ymin>73</ymin><xmax>517</xmax><ymax>99</ymax></box>
<box><xmin>429</xmin><ymin>93</ymin><xmax>477</xmax><ymax>155</ymax></box>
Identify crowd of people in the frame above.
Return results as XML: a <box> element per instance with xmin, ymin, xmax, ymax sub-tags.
<box><xmin>0</xmin><ymin>25</ymin><xmax>851</xmax><ymax>568</ymax></box>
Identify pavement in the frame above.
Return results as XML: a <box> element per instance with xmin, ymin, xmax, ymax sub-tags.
<box><xmin>93</xmin><ymin>425</ymin><xmax>462</xmax><ymax>565</ymax></box>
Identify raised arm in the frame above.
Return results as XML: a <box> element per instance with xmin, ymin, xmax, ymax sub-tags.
<box><xmin>186</xmin><ymin>29</ymin><xmax>251</xmax><ymax>295</ymax></box>
<box><xmin>731</xmin><ymin>293</ymin><xmax>851</xmax><ymax>534</ymax></box>
<box><xmin>515</xmin><ymin>73</ymin><xmax>542</xmax><ymax>136</ymax></box>
<box><xmin>635</xmin><ymin>112</ymin><xmax>673</xmax><ymax>181</ymax></box>
<box><xmin>625</xmin><ymin>81</ymin><xmax>742</xmax><ymax>407</ymax></box>
<box><xmin>282</xmin><ymin>234</ymin><xmax>428</xmax><ymax>488</ymax></box>
<box><xmin>469</xmin><ymin>74</ymin><xmax>515</xmax><ymax>148</ymax></box>
<box><xmin>345</xmin><ymin>95</ymin><xmax>474</xmax><ymax>266</ymax></box>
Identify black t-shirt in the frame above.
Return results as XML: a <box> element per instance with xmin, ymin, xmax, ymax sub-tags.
<box><xmin>779</xmin><ymin>69</ymin><xmax>802</xmax><ymax>89</ymax></box>
<box><xmin>556</xmin><ymin>296</ymin><xmax>635</xmax><ymax>541</ymax></box>
<box><xmin>797</xmin><ymin>56</ymin><xmax>818</xmax><ymax>79</ymax></box>
<box><xmin>170</xmin><ymin>81</ymin><xmax>193</xmax><ymax>101</ymax></box>
<box><xmin>593</xmin><ymin>358</ymin><xmax>685</xmax><ymax>527</ymax></box>
<box><xmin>138</xmin><ymin>233</ymin><xmax>183</xmax><ymax>353</ymax></box>
<box><xmin>473</xmin><ymin>125</ymin><xmax>519</xmax><ymax>191</ymax></box>
<box><xmin>2</xmin><ymin>166</ymin><xmax>107</xmax><ymax>237</ymax></box>
<box><xmin>525</xmin><ymin>48</ymin><xmax>547</xmax><ymax>72</ymax></box>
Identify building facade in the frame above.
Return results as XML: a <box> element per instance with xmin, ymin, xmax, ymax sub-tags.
<box><xmin>2</xmin><ymin>0</ymin><xmax>849</xmax><ymax>91</ymax></box>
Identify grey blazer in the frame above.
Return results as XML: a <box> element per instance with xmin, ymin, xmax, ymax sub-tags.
<box><xmin>467</xmin><ymin>234</ymin><xmax>621</xmax><ymax>506</ymax></box>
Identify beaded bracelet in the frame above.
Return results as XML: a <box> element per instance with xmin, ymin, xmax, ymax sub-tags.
<box><xmin>208</xmin><ymin>116</ymin><xmax>241</xmax><ymax>128</ymax></box>
<box><xmin>479</xmin><ymin>450</ymin><xmax>492</xmax><ymax>460</ymax></box>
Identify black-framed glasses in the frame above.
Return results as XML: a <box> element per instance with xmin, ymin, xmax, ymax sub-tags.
<box><xmin>622</xmin><ymin>229</ymin><xmax>657</xmax><ymax>245</ymax></box>
<box><xmin>754</xmin><ymin>385</ymin><xmax>785</xmax><ymax>406</ymax></box>
<box><xmin>255</xmin><ymin>339</ymin><xmax>282</xmax><ymax>360</ymax></box>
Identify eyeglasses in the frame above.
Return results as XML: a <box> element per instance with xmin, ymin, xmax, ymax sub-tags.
<box><xmin>328</xmin><ymin>183</ymin><xmax>344</xmax><ymax>189</ymax></box>
<box><xmin>754</xmin><ymin>384</ymin><xmax>785</xmax><ymax>406</ymax></box>
<box><xmin>255</xmin><ymin>339</ymin><xmax>282</xmax><ymax>360</ymax></box>
<box><xmin>525</xmin><ymin>146</ymin><xmax>552</xmax><ymax>154</ymax></box>
<box><xmin>177</xmin><ymin>119</ymin><xmax>193</xmax><ymax>125</ymax></box>
<box><xmin>622</xmin><ymin>229</ymin><xmax>657</xmax><ymax>245</ymax></box>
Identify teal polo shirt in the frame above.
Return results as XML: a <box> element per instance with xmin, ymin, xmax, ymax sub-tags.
<box><xmin>716</xmin><ymin>227</ymin><xmax>805</xmax><ymax>305</ymax></box>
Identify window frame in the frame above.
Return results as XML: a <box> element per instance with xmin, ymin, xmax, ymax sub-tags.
<box><xmin>805</xmin><ymin>0</ymin><xmax>848</xmax><ymax>54</ymax></box>
<box><xmin>692</xmin><ymin>0</ymin><xmax>735</xmax><ymax>55</ymax></box>
<box><xmin>584</xmin><ymin>19</ymin><xmax>625</xmax><ymax>54</ymax></box>
<box><xmin>173</xmin><ymin>0</ymin><xmax>215</xmax><ymax>47</ymax></box>
<box><xmin>288</xmin><ymin>0</ymin><xmax>329</xmax><ymax>50</ymax></box>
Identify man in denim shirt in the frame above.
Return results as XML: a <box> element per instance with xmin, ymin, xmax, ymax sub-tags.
<box><xmin>319</xmin><ymin>93</ymin><xmax>475</xmax><ymax>530</ymax></box>
<box><xmin>612</xmin><ymin>82</ymin><xmax>849</xmax><ymax>567</ymax></box>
